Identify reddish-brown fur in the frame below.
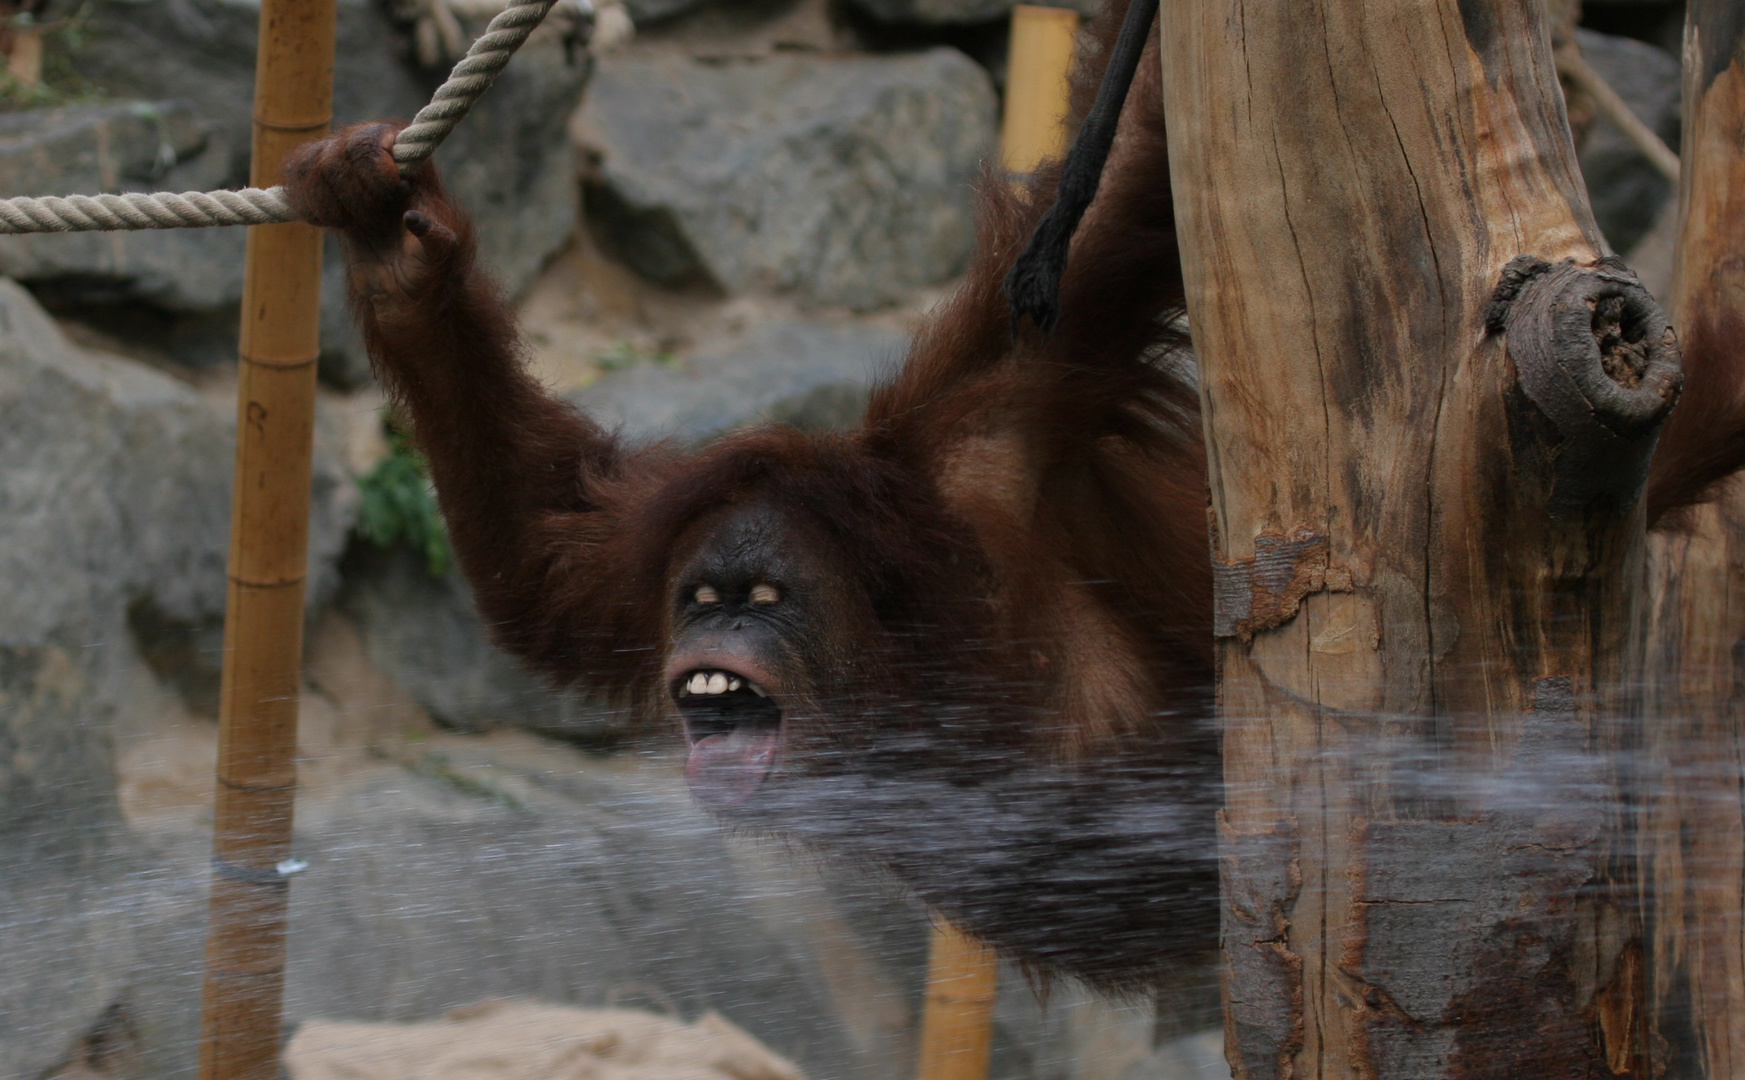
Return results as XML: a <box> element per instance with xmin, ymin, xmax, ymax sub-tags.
<box><xmin>284</xmin><ymin>0</ymin><xmax>1739</xmax><ymax>993</ymax></box>
<box><xmin>289</xmin><ymin>2</ymin><xmax>1215</xmax><ymax>993</ymax></box>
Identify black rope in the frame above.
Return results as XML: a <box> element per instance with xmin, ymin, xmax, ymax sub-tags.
<box><xmin>1004</xmin><ymin>0</ymin><xmax>1160</xmax><ymax>337</ymax></box>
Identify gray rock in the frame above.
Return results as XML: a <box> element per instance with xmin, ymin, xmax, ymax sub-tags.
<box><xmin>1144</xmin><ymin>1032</ymin><xmax>1230</xmax><ymax>1080</ymax></box>
<box><xmin>0</xmin><ymin>285</ymin><xmax>355</xmax><ymax>623</ymax></box>
<box><xmin>341</xmin><ymin>544</ymin><xmax>630</xmax><ymax>743</ymax></box>
<box><xmin>0</xmin><ymin>273</ymin><xmax>355</xmax><ymax>796</ymax></box>
<box><xmin>55</xmin><ymin>0</ymin><xmax>590</xmax><ymax>385</ymax></box>
<box><xmin>0</xmin><ymin>274</ymin><xmax>353</xmax><ymax>813</ymax></box>
<box><xmin>0</xmin><ymin>278</ymin><xmax>216</xmax><ymax>846</ymax></box>
<box><xmin>568</xmin><ymin>320</ymin><xmax>907</xmax><ymax>444</ymax></box>
<box><xmin>623</xmin><ymin>0</ymin><xmax>715</xmax><ymax>23</ymax></box>
<box><xmin>1576</xmin><ymin>28</ymin><xmax>1681</xmax><ymax>255</ymax></box>
<box><xmin>105</xmin><ymin>741</ymin><xmax>924</xmax><ymax>1080</ymax></box>
<box><xmin>0</xmin><ymin>101</ymin><xmax>243</xmax><ymax>314</ymax></box>
<box><xmin>577</xmin><ymin>49</ymin><xmax>996</xmax><ymax>310</ymax></box>
<box><xmin>844</xmin><ymin>0</ymin><xmax>1096</xmax><ymax>24</ymax></box>
<box><xmin>0</xmin><ymin>837</ymin><xmax>142</xmax><ymax>1080</ymax></box>
<box><xmin>1624</xmin><ymin>185</ymin><xmax>1678</xmax><ymax>304</ymax></box>
<box><xmin>0</xmin><ymin>277</ymin><xmax>352</xmax><ymax>1079</ymax></box>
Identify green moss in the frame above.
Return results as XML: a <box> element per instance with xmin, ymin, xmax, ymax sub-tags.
<box><xmin>594</xmin><ymin>339</ymin><xmax>679</xmax><ymax>372</ymax></box>
<box><xmin>355</xmin><ymin>421</ymin><xmax>452</xmax><ymax>579</ymax></box>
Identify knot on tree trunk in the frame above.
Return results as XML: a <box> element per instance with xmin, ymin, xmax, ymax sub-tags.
<box><xmin>1489</xmin><ymin>255</ymin><xmax>1682</xmax><ymax>518</ymax></box>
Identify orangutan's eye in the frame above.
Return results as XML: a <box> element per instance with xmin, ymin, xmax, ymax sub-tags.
<box><xmin>694</xmin><ymin>585</ymin><xmax>721</xmax><ymax>605</ymax></box>
<box><xmin>749</xmin><ymin>583</ymin><xmax>780</xmax><ymax>605</ymax></box>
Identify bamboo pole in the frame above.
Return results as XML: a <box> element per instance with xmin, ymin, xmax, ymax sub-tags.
<box><xmin>915</xmin><ymin>924</ymin><xmax>999</xmax><ymax>1080</ymax></box>
<box><xmin>195</xmin><ymin>0</ymin><xmax>336</xmax><ymax>1074</ymax></box>
<box><xmin>907</xmin><ymin>31</ymin><xmax>1081</xmax><ymax>1080</ymax></box>
<box><xmin>1000</xmin><ymin>5</ymin><xmax>1079</xmax><ymax>177</ymax></box>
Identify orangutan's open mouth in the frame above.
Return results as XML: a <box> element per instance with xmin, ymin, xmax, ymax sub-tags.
<box><xmin>673</xmin><ymin>667</ymin><xmax>783</xmax><ymax>811</ymax></box>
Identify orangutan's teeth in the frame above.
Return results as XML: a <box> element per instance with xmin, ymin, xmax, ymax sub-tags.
<box><xmin>728</xmin><ymin>678</ymin><xmax>742</xmax><ymax>691</ymax></box>
<box><xmin>688</xmin><ymin>672</ymin><xmax>708</xmax><ymax>694</ymax></box>
<box><xmin>748</xmin><ymin>683</ymin><xmax>767</xmax><ymax>697</ymax></box>
<box><xmin>706</xmin><ymin>673</ymin><xmax>728</xmax><ymax>695</ymax></box>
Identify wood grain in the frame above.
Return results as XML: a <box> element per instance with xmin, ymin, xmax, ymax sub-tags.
<box><xmin>1641</xmin><ymin>8</ymin><xmax>1745</xmax><ymax>1076</ymax></box>
<box><xmin>1159</xmin><ymin>1</ymin><xmax>1670</xmax><ymax>1074</ymax></box>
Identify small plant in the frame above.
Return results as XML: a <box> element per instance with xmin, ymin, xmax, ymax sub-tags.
<box><xmin>355</xmin><ymin>419</ymin><xmax>452</xmax><ymax>579</ymax></box>
<box><xmin>594</xmin><ymin>339</ymin><xmax>679</xmax><ymax>372</ymax></box>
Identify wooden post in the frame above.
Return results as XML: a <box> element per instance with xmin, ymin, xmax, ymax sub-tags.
<box><xmin>1642</xmin><ymin>8</ymin><xmax>1745</xmax><ymax>1076</ymax></box>
<box><xmin>1160</xmin><ymin>1</ymin><xmax>1673</xmax><ymax>1075</ymax></box>
<box><xmin>1000</xmin><ymin>5</ymin><xmax>1079</xmax><ymax>177</ymax></box>
<box><xmin>195</xmin><ymin>0</ymin><xmax>335</xmax><ymax>1075</ymax></box>
<box><xmin>915</xmin><ymin>924</ymin><xmax>999</xmax><ymax>1080</ymax></box>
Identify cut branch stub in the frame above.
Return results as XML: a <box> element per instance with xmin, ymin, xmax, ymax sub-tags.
<box><xmin>1491</xmin><ymin>255</ymin><xmax>1682</xmax><ymax>518</ymax></box>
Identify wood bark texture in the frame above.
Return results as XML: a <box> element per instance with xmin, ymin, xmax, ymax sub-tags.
<box><xmin>1641</xmin><ymin>6</ymin><xmax>1745</xmax><ymax>1077</ymax></box>
<box><xmin>195</xmin><ymin>0</ymin><xmax>335</xmax><ymax>1075</ymax></box>
<box><xmin>1159</xmin><ymin>1</ymin><xmax>1678</xmax><ymax>1076</ymax></box>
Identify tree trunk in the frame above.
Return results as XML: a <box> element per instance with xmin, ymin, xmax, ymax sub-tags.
<box><xmin>1158</xmin><ymin>2</ymin><xmax>1679</xmax><ymax>1075</ymax></box>
<box><xmin>1642</xmin><ymin>8</ymin><xmax>1745</xmax><ymax>1076</ymax></box>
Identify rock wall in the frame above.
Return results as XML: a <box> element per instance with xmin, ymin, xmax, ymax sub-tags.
<box><xmin>843</xmin><ymin>0</ymin><xmax>1097</xmax><ymax>25</ymax></box>
<box><xmin>576</xmin><ymin>48</ymin><xmax>995</xmax><ymax>310</ymax></box>
<box><xmin>0</xmin><ymin>278</ymin><xmax>353</xmax><ymax>1080</ymax></box>
<box><xmin>33</xmin><ymin>0</ymin><xmax>589</xmax><ymax>385</ymax></box>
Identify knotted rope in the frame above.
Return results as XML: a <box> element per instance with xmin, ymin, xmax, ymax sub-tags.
<box><xmin>0</xmin><ymin>0</ymin><xmax>558</xmax><ymax>234</ymax></box>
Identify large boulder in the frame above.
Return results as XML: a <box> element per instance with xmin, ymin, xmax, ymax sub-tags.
<box><xmin>47</xmin><ymin>0</ymin><xmax>590</xmax><ymax>385</ymax></box>
<box><xmin>0</xmin><ymin>277</ymin><xmax>356</xmax><ymax>1078</ymax></box>
<box><xmin>0</xmin><ymin>101</ymin><xmax>242</xmax><ymax>317</ymax></box>
<box><xmin>108</xmin><ymin>724</ymin><xmax>924</xmax><ymax>1080</ymax></box>
<box><xmin>1575</xmin><ymin>28</ymin><xmax>1681</xmax><ymax>255</ymax></box>
<box><xmin>0</xmin><ymin>831</ymin><xmax>141</xmax><ymax>1080</ymax></box>
<box><xmin>843</xmin><ymin>0</ymin><xmax>1096</xmax><ymax>25</ymax></box>
<box><xmin>623</xmin><ymin>0</ymin><xmax>715</xmax><ymax>23</ymax></box>
<box><xmin>576</xmin><ymin>49</ymin><xmax>996</xmax><ymax>310</ymax></box>
<box><xmin>0</xmin><ymin>277</ymin><xmax>345</xmax><ymax>820</ymax></box>
<box><xmin>569</xmin><ymin>320</ymin><xmax>908</xmax><ymax>444</ymax></box>
<box><xmin>339</xmin><ymin>544</ymin><xmax>627</xmax><ymax>742</ymax></box>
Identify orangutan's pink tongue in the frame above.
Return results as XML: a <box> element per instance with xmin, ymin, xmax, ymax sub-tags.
<box><xmin>685</xmin><ymin>727</ymin><xmax>779</xmax><ymax>811</ymax></box>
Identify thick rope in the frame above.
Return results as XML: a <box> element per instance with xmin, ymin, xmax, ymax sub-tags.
<box><xmin>0</xmin><ymin>0</ymin><xmax>557</xmax><ymax>234</ymax></box>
